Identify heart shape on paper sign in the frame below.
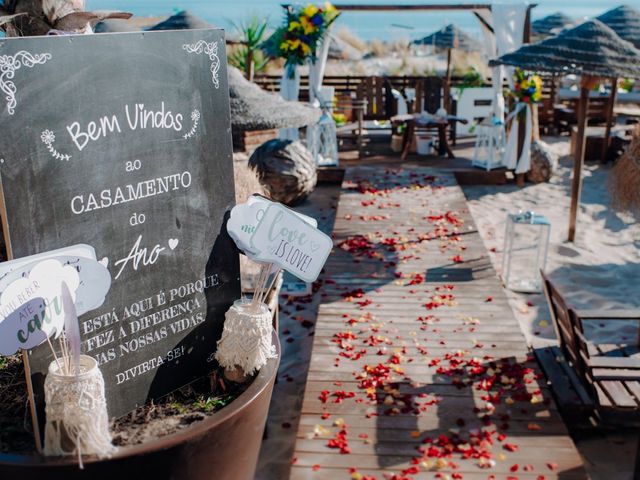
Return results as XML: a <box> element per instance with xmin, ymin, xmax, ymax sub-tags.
<box><xmin>168</xmin><ymin>239</ymin><xmax>179</xmax><ymax>250</ymax></box>
<box><xmin>99</xmin><ymin>257</ymin><xmax>109</xmax><ymax>267</ymax></box>
<box><xmin>309</xmin><ymin>241</ymin><xmax>320</xmax><ymax>253</ymax></box>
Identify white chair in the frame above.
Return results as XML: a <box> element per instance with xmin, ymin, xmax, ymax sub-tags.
<box><xmin>472</xmin><ymin>117</ymin><xmax>506</xmax><ymax>171</ymax></box>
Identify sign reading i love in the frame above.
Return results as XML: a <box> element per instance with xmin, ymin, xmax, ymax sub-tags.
<box><xmin>249</xmin><ymin>203</ymin><xmax>332</xmax><ymax>283</ymax></box>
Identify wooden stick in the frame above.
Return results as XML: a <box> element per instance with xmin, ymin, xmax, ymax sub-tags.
<box><xmin>261</xmin><ymin>268</ymin><xmax>282</xmax><ymax>306</ymax></box>
<box><xmin>21</xmin><ymin>350</ymin><xmax>43</xmax><ymax>453</ymax></box>
<box><xmin>568</xmin><ymin>82</ymin><xmax>592</xmax><ymax>242</ymax></box>
<box><xmin>1</xmin><ymin>175</ymin><xmax>44</xmax><ymax>450</ymax></box>
<box><xmin>46</xmin><ymin>337</ymin><xmax>62</xmax><ymax>372</ymax></box>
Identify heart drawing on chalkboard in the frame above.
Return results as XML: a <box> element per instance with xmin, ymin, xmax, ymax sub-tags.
<box><xmin>168</xmin><ymin>239</ymin><xmax>179</xmax><ymax>250</ymax></box>
<box><xmin>99</xmin><ymin>257</ymin><xmax>109</xmax><ymax>268</ymax></box>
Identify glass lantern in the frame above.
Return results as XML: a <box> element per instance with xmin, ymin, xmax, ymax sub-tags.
<box><xmin>308</xmin><ymin>105</ymin><xmax>339</xmax><ymax>167</ymax></box>
<box><xmin>501</xmin><ymin>211</ymin><xmax>551</xmax><ymax>293</ymax></box>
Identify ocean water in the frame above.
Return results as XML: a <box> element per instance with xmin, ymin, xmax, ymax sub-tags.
<box><xmin>88</xmin><ymin>0</ymin><xmax>619</xmax><ymax>40</ymax></box>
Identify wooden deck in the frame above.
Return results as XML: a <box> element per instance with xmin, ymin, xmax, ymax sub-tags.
<box><xmin>290</xmin><ymin>166</ymin><xmax>588</xmax><ymax>479</ymax></box>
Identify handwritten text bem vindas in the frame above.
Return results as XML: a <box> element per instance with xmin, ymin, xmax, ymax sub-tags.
<box><xmin>66</xmin><ymin>102</ymin><xmax>185</xmax><ymax>152</ymax></box>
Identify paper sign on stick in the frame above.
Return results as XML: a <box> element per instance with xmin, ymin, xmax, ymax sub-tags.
<box><xmin>227</xmin><ymin>195</ymin><xmax>318</xmax><ymax>256</ymax></box>
<box><xmin>249</xmin><ymin>203</ymin><xmax>332</xmax><ymax>283</ymax></box>
<box><xmin>0</xmin><ymin>245</ymin><xmax>112</xmax><ymax>356</ymax></box>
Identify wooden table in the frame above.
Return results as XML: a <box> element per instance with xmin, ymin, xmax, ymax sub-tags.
<box><xmin>391</xmin><ymin>113</ymin><xmax>467</xmax><ymax>161</ymax></box>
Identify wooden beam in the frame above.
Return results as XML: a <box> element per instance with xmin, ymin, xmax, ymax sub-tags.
<box><xmin>568</xmin><ymin>83</ymin><xmax>591</xmax><ymax>242</ymax></box>
<box><xmin>523</xmin><ymin>5</ymin><xmax>533</xmax><ymax>43</ymax></box>
<box><xmin>473</xmin><ymin>11</ymin><xmax>494</xmax><ymax>34</ymax></box>
<box><xmin>601</xmin><ymin>77</ymin><xmax>618</xmax><ymax>163</ymax></box>
<box><xmin>331</xmin><ymin>4</ymin><xmax>492</xmax><ymax>11</ymax></box>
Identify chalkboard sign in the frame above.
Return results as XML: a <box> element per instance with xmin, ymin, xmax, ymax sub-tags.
<box><xmin>0</xmin><ymin>29</ymin><xmax>239</xmax><ymax>419</ymax></box>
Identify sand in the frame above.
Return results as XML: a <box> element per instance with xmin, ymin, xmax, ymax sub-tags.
<box><xmin>463</xmin><ymin>137</ymin><xmax>640</xmax><ymax>348</ymax></box>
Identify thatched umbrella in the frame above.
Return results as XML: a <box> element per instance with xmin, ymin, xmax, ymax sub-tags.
<box><xmin>610</xmin><ymin>126</ymin><xmax>640</xmax><ymax>213</ymax></box>
<box><xmin>0</xmin><ymin>0</ymin><xmax>131</xmax><ymax>35</ymax></box>
<box><xmin>531</xmin><ymin>12</ymin><xmax>574</xmax><ymax>38</ymax></box>
<box><xmin>412</xmin><ymin>24</ymin><xmax>479</xmax><ymax>111</ymax></box>
<box><xmin>491</xmin><ymin>19</ymin><xmax>640</xmax><ymax>242</ymax></box>
<box><xmin>228</xmin><ymin>66</ymin><xmax>320</xmax><ymax>141</ymax></box>
<box><xmin>147</xmin><ymin>10</ymin><xmax>212</xmax><ymax>31</ymax></box>
<box><xmin>94</xmin><ymin>18</ymin><xmax>138</xmax><ymax>33</ymax></box>
<box><xmin>597</xmin><ymin>4</ymin><xmax>640</xmax><ymax>48</ymax></box>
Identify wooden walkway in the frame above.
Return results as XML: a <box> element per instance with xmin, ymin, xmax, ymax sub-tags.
<box><xmin>290</xmin><ymin>166</ymin><xmax>587</xmax><ymax>479</ymax></box>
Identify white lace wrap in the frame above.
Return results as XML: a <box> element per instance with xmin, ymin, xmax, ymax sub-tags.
<box><xmin>44</xmin><ymin>355</ymin><xmax>116</xmax><ymax>461</ymax></box>
<box><xmin>215</xmin><ymin>300</ymin><xmax>276</xmax><ymax>376</ymax></box>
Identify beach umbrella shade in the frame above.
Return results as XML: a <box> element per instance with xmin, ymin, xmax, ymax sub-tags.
<box><xmin>610</xmin><ymin>126</ymin><xmax>640</xmax><ymax>213</ymax></box>
<box><xmin>490</xmin><ymin>19</ymin><xmax>640</xmax><ymax>242</ymax></box>
<box><xmin>328</xmin><ymin>34</ymin><xmax>363</xmax><ymax>61</ymax></box>
<box><xmin>228</xmin><ymin>66</ymin><xmax>321</xmax><ymax>139</ymax></box>
<box><xmin>147</xmin><ymin>10</ymin><xmax>212</xmax><ymax>31</ymax></box>
<box><xmin>94</xmin><ymin>19</ymin><xmax>139</xmax><ymax>33</ymax></box>
<box><xmin>597</xmin><ymin>4</ymin><xmax>640</xmax><ymax>48</ymax></box>
<box><xmin>531</xmin><ymin>12</ymin><xmax>574</xmax><ymax>38</ymax></box>
<box><xmin>413</xmin><ymin>24</ymin><xmax>479</xmax><ymax>112</ymax></box>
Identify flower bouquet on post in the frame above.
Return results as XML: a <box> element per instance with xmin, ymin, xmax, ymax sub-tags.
<box><xmin>264</xmin><ymin>2</ymin><xmax>340</xmax><ymax>79</ymax></box>
<box><xmin>510</xmin><ymin>68</ymin><xmax>542</xmax><ymax>119</ymax></box>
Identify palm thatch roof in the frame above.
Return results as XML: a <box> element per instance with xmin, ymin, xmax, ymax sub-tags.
<box><xmin>597</xmin><ymin>5</ymin><xmax>640</xmax><ymax>48</ymax></box>
<box><xmin>228</xmin><ymin>66</ymin><xmax>320</xmax><ymax>135</ymax></box>
<box><xmin>412</xmin><ymin>24</ymin><xmax>479</xmax><ymax>52</ymax></box>
<box><xmin>329</xmin><ymin>34</ymin><xmax>364</xmax><ymax>61</ymax></box>
<box><xmin>147</xmin><ymin>10</ymin><xmax>212</xmax><ymax>31</ymax></box>
<box><xmin>532</xmin><ymin>12</ymin><xmax>574</xmax><ymax>37</ymax></box>
<box><xmin>94</xmin><ymin>19</ymin><xmax>139</xmax><ymax>33</ymax></box>
<box><xmin>490</xmin><ymin>19</ymin><xmax>640</xmax><ymax>79</ymax></box>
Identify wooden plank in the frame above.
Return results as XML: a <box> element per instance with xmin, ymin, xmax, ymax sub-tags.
<box><xmin>598</xmin><ymin>380</ymin><xmax>639</xmax><ymax>407</ymax></box>
<box><xmin>534</xmin><ymin>346</ymin><xmax>591</xmax><ymax>409</ymax></box>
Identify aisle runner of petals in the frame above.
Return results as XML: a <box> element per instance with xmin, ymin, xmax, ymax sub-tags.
<box><xmin>291</xmin><ymin>168</ymin><xmax>567</xmax><ymax>480</ymax></box>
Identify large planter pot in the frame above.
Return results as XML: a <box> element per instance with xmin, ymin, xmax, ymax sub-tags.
<box><xmin>0</xmin><ymin>332</ymin><xmax>280</xmax><ymax>480</ymax></box>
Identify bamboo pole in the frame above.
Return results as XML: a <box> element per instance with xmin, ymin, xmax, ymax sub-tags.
<box><xmin>568</xmin><ymin>78</ymin><xmax>594</xmax><ymax>242</ymax></box>
<box><xmin>601</xmin><ymin>77</ymin><xmax>617</xmax><ymax>164</ymax></box>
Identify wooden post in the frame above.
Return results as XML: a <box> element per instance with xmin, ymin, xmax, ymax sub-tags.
<box><xmin>444</xmin><ymin>48</ymin><xmax>452</xmax><ymax>113</ymax></box>
<box><xmin>601</xmin><ymin>77</ymin><xmax>617</xmax><ymax>163</ymax></box>
<box><xmin>568</xmin><ymin>80</ymin><xmax>593</xmax><ymax>242</ymax></box>
<box><xmin>246</xmin><ymin>49</ymin><xmax>255</xmax><ymax>82</ymax></box>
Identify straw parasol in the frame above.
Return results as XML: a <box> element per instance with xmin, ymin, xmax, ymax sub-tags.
<box><xmin>413</xmin><ymin>24</ymin><xmax>479</xmax><ymax>112</ymax></box>
<box><xmin>94</xmin><ymin>19</ymin><xmax>139</xmax><ymax>33</ymax></box>
<box><xmin>610</xmin><ymin>125</ymin><xmax>640</xmax><ymax>213</ymax></box>
<box><xmin>228</xmin><ymin>66</ymin><xmax>320</xmax><ymax>140</ymax></box>
<box><xmin>491</xmin><ymin>19</ymin><xmax>640</xmax><ymax>241</ymax></box>
<box><xmin>147</xmin><ymin>10</ymin><xmax>212</xmax><ymax>31</ymax></box>
<box><xmin>597</xmin><ymin>4</ymin><xmax>640</xmax><ymax>48</ymax></box>
<box><xmin>531</xmin><ymin>12</ymin><xmax>574</xmax><ymax>38</ymax></box>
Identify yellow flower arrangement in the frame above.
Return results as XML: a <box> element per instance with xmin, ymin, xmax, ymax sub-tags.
<box><xmin>513</xmin><ymin>68</ymin><xmax>542</xmax><ymax>104</ymax></box>
<box><xmin>271</xmin><ymin>2</ymin><xmax>340</xmax><ymax>71</ymax></box>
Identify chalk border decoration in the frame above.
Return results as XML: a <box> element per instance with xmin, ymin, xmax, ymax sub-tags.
<box><xmin>183</xmin><ymin>109</ymin><xmax>201</xmax><ymax>140</ymax></box>
<box><xmin>182</xmin><ymin>40</ymin><xmax>220</xmax><ymax>89</ymax></box>
<box><xmin>41</xmin><ymin>129</ymin><xmax>71</xmax><ymax>161</ymax></box>
<box><xmin>0</xmin><ymin>51</ymin><xmax>52</xmax><ymax>115</ymax></box>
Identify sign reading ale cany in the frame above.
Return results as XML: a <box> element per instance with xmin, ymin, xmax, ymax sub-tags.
<box><xmin>0</xmin><ymin>30</ymin><xmax>239</xmax><ymax>418</ymax></box>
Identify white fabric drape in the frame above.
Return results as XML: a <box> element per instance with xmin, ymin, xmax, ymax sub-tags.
<box><xmin>474</xmin><ymin>9</ymin><xmax>505</xmax><ymax>121</ymax></box>
<box><xmin>279</xmin><ymin>66</ymin><xmax>301</xmax><ymax>140</ymax></box>
<box><xmin>492</xmin><ymin>1</ymin><xmax>531</xmax><ymax>173</ymax></box>
<box><xmin>308</xmin><ymin>33</ymin><xmax>332</xmax><ymax>107</ymax></box>
<box><xmin>504</xmin><ymin>103</ymin><xmax>532</xmax><ymax>173</ymax></box>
